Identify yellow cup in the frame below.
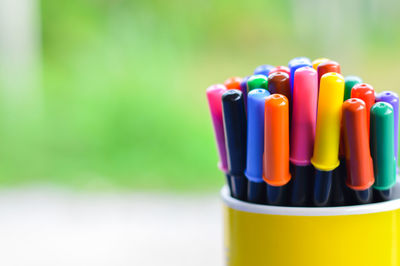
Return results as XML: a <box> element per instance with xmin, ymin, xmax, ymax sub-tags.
<box><xmin>222</xmin><ymin>182</ymin><xmax>400</xmax><ymax>266</ymax></box>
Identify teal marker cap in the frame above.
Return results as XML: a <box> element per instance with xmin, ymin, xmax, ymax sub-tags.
<box><xmin>344</xmin><ymin>76</ymin><xmax>362</xmax><ymax>101</ymax></box>
<box><xmin>370</xmin><ymin>102</ymin><xmax>396</xmax><ymax>190</ymax></box>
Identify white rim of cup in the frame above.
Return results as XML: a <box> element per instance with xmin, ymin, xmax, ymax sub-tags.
<box><xmin>221</xmin><ymin>181</ymin><xmax>400</xmax><ymax>216</ymax></box>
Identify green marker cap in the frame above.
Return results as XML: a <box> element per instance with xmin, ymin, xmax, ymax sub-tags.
<box><xmin>370</xmin><ymin>102</ymin><xmax>396</xmax><ymax>190</ymax></box>
<box><xmin>247</xmin><ymin>75</ymin><xmax>268</xmax><ymax>92</ymax></box>
<box><xmin>344</xmin><ymin>76</ymin><xmax>362</xmax><ymax>101</ymax></box>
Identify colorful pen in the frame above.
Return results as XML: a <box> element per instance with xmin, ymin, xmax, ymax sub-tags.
<box><xmin>222</xmin><ymin>89</ymin><xmax>248</xmax><ymax>201</ymax></box>
<box><xmin>254</xmin><ymin>65</ymin><xmax>274</xmax><ymax>77</ymax></box>
<box><xmin>311</xmin><ymin>73</ymin><xmax>345</xmax><ymax>206</ymax></box>
<box><xmin>290</xmin><ymin>67</ymin><xmax>318</xmax><ymax>206</ymax></box>
<box><xmin>206</xmin><ymin>85</ymin><xmax>232</xmax><ymax>192</ymax></box>
<box><xmin>370</xmin><ymin>102</ymin><xmax>396</xmax><ymax>201</ymax></box>
<box><xmin>289</xmin><ymin>59</ymin><xmax>312</xmax><ymax>95</ymax></box>
<box><xmin>247</xmin><ymin>75</ymin><xmax>268</xmax><ymax>92</ymax></box>
<box><xmin>224</xmin><ymin>77</ymin><xmax>242</xmax><ymax>90</ymax></box>
<box><xmin>269</xmin><ymin>66</ymin><xmax>290</xmax><ymax>76</ymax></box>
<box><xmin>288</xmin><ymin>57</ymin><xmax>311</xmax><ymax>68</ymax></box>
<box><xmin>263</xmin><ymin>94</ymin><xmax>291</xmax><ymax>205</ymax></box>
<box><xmin>267</xmin><ymin>72</ymin><xmax>291</xmax><ymax>101</ymax></box>
<box><xmin>312</xmin><ymin>58</ymin><xmax>329</xmax><ymax>70</ymax></box>
<box><xmin>317</xmin><ymin>60</ymin><xmax>341</xmax><ymax>90</ymax></box>
<box><xmin>342</xmin><ymin>98</ymin><xmax>375</xmax><ymax>204</ymax></box>
<box><xmin>351</xmin><ymin>83</ymin><xmax>375</xmax><ymax>138</ymax></box>
<box><xmin>245</xmin><ymin>89</ymin><xmax>270</xmax><ymax>203</ymax></box>
<box><xmin>335</xmin><ymin>76</ymin><xmax>363</xmax><ymax>205</ymax></box>
<box><xmin>376</xmin><ymin>91</ymin><xmax>399</xmax><ymax>164</ymax></box>
<box><xmin>344</xmin><ymin>76</ymin><xmax>362</xmax><ymax>101</ymax></box>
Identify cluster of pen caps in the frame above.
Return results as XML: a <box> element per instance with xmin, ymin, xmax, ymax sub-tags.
<box><xmin>207</xmin><ymin>57</ymin><xmax>399</xmax><ymax>207</ymax></box>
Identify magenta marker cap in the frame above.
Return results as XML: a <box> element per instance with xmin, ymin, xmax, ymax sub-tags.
<box><xmin>206</xmin><ymin>84</ymin><xmax>228</xmax><ymax>172</ymax></box>
<box><xmin>290</xmin><ymin>67</ymin><xmax>318</xmax><ymax>165</ymax></box>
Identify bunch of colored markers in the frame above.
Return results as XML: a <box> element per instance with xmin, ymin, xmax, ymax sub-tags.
<box><xmin>206</xmin><ymin>57</ymin><xmax>399</xmax><ymax>207</ymax></box>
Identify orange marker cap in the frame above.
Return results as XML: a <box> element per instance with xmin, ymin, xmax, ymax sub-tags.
<box><xmin>342</xmin><ymin>98</ymin><xmax>375</xmax><ymax>190</ymax></box>
<box><xmin>224</xmin><ymin>77</ymin><xmax>242</xmax><ymax>90</ymax></box>
<box><xmin>263</xmin><ymin>94</ymin><xmax>291</xmax><ymax>186</ymax></box>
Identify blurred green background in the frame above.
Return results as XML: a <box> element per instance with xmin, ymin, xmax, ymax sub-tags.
<box><xmin>0</xmin><ymin>0</ymin><xmax>399</xmax><ymax>191</ymax></box>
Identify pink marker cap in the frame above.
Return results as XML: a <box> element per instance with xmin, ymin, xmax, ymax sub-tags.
<box><xmin>206</xmin><ymin>84</ymin><xmax>228</xmax><ymax>172</ymax></box>
<box><xmin>290</xmin><ymin>67</ymin><xmax>318</xmax><ymax>165</ymax></box>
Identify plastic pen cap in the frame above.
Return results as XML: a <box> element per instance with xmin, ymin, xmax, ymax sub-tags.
<box><xmin>247</xmin><ymin>75</ymin><xmax>268</xmax><ymax>92</ymax></box>
<box><xmin>344</xmin><ymin>76</ymin><xmax>362</xmax><ymax>101</ymax></box>
<box><xmin>376</xmin><ymin>91</ymin><xmax>399</xmax><ymax>162</ymax></box>
<box><xmin>224</xmin><ymin>77</ymin><xmax>242</xmax><ymax>90</ymax></box>
<box><xmin>267</xmin><ymin>72</ymin><xmax>291</xmax><ymax>101</ymax></box>
<box><xmin>245</xmin><ymin>89</ymin><xmax>271</xmax><ymax>182</ymax></box>
<box><xmin>317</xmin><ymin>61</ymin><xmax>341</xmax><ymax>89</ymax></box>
<box><xmin>312</xmin><ymin>58</ymin><xmax>330</xmax><ymax>70</ymax></box>
<box><xmin>206</xmin><ymin>84</ymin><xmax>229</xmax><ymax>172</ymax></box>
<box><xmin>254</xmin><ymin>65</ymin><xmax>274</xmax><ymax>77</ymax></box>
<box><xmin>342</xmin><ymin>98</ymin><xmax>375</xmax><ymax>190</ymax></box>
<box><xmin>269</xmin><ymin>66</ymin><xmax>290</xmax><ymax>76</ymax></box>
<box><xmin>370</xmin><ymin>102</ymin><xmax>396</xmax><ymax>190</ymax></box>
<box><xmin>263</xmin><ymin>94</ymin><xmax>291</xmax><ymax>186</ymax></box>
<box><xmin>240</xmin><ymin>76</ymin><xmax>250</xmax><ymax>110</ymax></box>
<box><xmin>288</xmin><ymin>57</ymin><xmax>312</xmax><ymax>68</ymax></box>
<box><xmin>222</xmin><ymin>89</ymin><xmax>247</xmax><ymax>176</ymax></box>
<box><xmin>311</xmin><ymin>73</ymin><xmax>345</xmax><ymax>171</ymax></box>
<box><xmin>290</xmin><ymin>67</ymin><xmax>318</xmax><ymax>165</ymax></box>
<box><xmin>351</xmin><ymin>83</ymin><xmax>375</xmax><ymax>138</ymax></box>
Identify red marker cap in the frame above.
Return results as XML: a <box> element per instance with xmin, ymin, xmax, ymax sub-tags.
<box><xmin>350</xmin><ymin>83</ymin><xmax>375</xmax><ymax>138</ymax></box>
<box><xmin>317</xmin><ymin>61</ymin><xmax>341</xmax><ymax>89</ymax></box>
<box><xmin>269</xmin><ymin>66</ymin><xmax>290</xmax><ymax>76</ymax></box>
<box><xmin>342</xmin><ymin>98</ymin><xmax>375</xmax><ymax>190</ymax></box>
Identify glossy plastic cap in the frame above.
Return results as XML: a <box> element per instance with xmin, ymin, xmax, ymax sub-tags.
<box><xmin>254</xmin><ymin>65</ymin><xmax>274</xmax><ymax>77</ymax></box>
<box><xmin>344</xmin><ymin>76</ymin><xmax>362</xmax><ymax>101</ymax></box>
<box><xmin>263</xmin><ymin>94</ymin><xmax>291</xmax><ymax>186</ymax></box>
<box><xmin>290</xmin><ymin>67</ymin><xmax>318</xmax><ymax>165</ymax></box>
<box><xmin>311</xmin><ymin>73</ymin><xmax>345</xmax><ymax>171</ymax></box>
<box><xmin>269</xmin><ymin>66</ymin><xmax>290</xmax><ymax>76</ymax></box>
<box><xmin>224</xmin><ymin>77</ymin><xmax>242</xmax><ymax>90</ymax></box>
<box><xmin>206</xmin><ymin>84</ymin><xmax>228</xmax><ymax>172</ymax></box>
<box><xmin>317</xmin><ymin>61</ymin><xmax>341</xmax><ymax>89</ymax></box>
<box><xmin>267</xmin><ymin>72</ymin><xmax>291</xmax><ymax>101</ymax></box>
<box><xmin>245</xmin><ymin>89</ymin><xmax>271</xmax><ymax>182</ymax></box>
<box><xmin>370</xmin><ymin>102</ymin><xmax>396</xmax><ymax>190</ymax></box>
<box><xmin>312</xmin><ymin>58</ymin><xmax>330</xmax><ymax>70</ymax></box>
<box><xmin>351</xmin><ymin>83</ymin><xmax>375</xmax><ymax>138</ymax></box>
<box><xmin>342</xmin><ymin>98</ymin><xmax>375</xmax><ymax>190</ymax></box>
<box><xmin>247</xmin><ymin>75</ymin><xmax>268</xmax><ymax>92</ymax></box>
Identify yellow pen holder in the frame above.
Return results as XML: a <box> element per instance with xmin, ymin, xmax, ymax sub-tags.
<box><xmin>222</xmin><ymin>182</ymin><xmax>400</xmax><ymax>266</ymax></box>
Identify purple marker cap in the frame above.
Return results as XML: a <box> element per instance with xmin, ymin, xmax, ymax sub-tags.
<box><xmin>206</xmin><ymin>84</ymin><xmax>228</xmax><ymax>172</ymax></box>
<box><xmin>376</xmin><ymin>91</ymin><xmax>399</xmax><ymax>162</ymax></box>
<box><xmin>290</xmin><ymin>67</ymin><xmax>318</xmax><ymax>165</ymax></box>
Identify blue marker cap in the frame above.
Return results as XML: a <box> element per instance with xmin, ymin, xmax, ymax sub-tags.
<box><xmin>254</xmin><ymin>65</ymin><xmax>275</xmax><ymax>77</ymax></box>
<box><xmin>245</xmin><ymin>89</ymin><xmax>270</xmax><ymax>183</ymax></box>
<box><xmin>288</xmin><ymin>57</ymin><xmax>312</xmax><ymax>68</ymax></box>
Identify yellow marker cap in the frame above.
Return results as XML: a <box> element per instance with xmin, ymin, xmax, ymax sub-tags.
<box><xmin>311</xmin><ymin>72</ymin><xmax>345</xmax><ymax>171</ymax></box>
<box><xmin>312</xmin><ymin>58</ymin><xmax>330</xmax><ymax>70</ymax></box>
